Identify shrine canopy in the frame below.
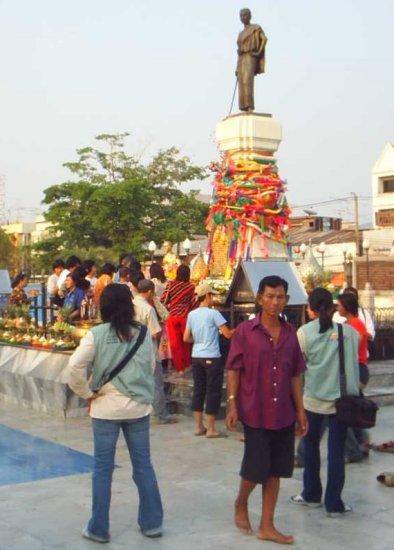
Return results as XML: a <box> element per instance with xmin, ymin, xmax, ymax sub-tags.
<box><xmin>225</xmin><ymin>260</ymin><xmax>308</xmax><ymax>307</ymax></box>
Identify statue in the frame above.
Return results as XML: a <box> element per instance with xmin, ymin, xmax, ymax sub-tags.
<box><xmin>236</xmin><ymin>8</ymin><xmax>267</xmax><ymax>112</ymax></box>
<box><xmin>162</xmin><ymin>241</ymin><xmax>180</xmax><ymax>280</ymax></box>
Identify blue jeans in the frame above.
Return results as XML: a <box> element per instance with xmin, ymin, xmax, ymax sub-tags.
<box><xmin>302</xmin><ymin>411</ymin><xmax>347</xmax><ymax>513</ymax></box>
<box><xmin>88</xmin><ymin>415</ymin><xmax>163</xmax><ymax>539</ymax></box>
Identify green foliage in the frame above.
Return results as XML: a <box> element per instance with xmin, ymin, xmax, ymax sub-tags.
<box><xmin>0</xmin><ymin>228</ymin><xmax>13</xmax><ymax>269</ymax></box>
<box><xmin>35</xmin><ymin>134</ymin><xmax>209</xmax><ymax>260</ymax></box>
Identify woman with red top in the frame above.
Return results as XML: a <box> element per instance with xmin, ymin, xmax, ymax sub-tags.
<box><xmin>161</xmin><ymin>264</ymin><xmax>195</xmax><ymax>373</ymax></box>
<box><xmin>337</xmin><ymin>292</ymin><xmax>370</xmax><ymax>463</ymax></box>
<box><xmin>337</xmin><ymin>293</ymin><xmax>369</xmax><ymax>387</ymax></box>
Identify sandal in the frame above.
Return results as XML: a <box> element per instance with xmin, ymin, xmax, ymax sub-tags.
<box><xmin>377</xmin><ymin>472</ymin><xmax>394</xmax><ymax>487</ymax></box>
<box><xmin>371</xmin><ymin>441</ymin><xmax>394</xmax><ymax>453</ymax></box>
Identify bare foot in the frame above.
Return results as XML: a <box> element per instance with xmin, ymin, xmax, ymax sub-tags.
<box><xmin>257</xmin><ymin>527</ymin><xmax>294</xmax><ymax>545</ymax></box>
<box><xmin>234</xmin><ymin>500</ymin><xmax>253</xmax><ymax>534</ymax></box>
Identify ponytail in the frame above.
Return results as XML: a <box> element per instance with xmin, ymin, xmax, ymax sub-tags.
<box><xmin>318</xmin><ymin>306</ymin><xmax>332</xmax><ymax>333</ymax></box>
<box><xmin>308</xmin><ymin>288</ymin><xmax>334</xmax><ymax>334</ymax></box>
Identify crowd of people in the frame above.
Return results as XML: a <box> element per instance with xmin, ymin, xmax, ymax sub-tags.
<box><xmin>64</xmin><ymin>261</ymin><xmax>377</xmax><ymax>545</ymax></box>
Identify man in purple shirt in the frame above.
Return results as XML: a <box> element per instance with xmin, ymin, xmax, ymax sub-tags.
<box><xmin>226</xmin><ymin>275</ymin><xmax>307</xmax><ymax>545</ymax></box>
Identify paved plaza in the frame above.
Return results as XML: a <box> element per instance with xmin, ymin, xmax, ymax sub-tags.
<box><xmin>0</xmin><ymin>399</ymin><xmax>393</xmax><ymax>550</ymax></box>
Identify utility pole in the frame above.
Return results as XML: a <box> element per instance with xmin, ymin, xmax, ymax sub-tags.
<box><xmin>351</xmin><ymin>192</ymin><xmax>362</xmax><ymax>256</ymax></box>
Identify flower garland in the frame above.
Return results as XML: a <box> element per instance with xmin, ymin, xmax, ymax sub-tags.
<box><xmin>206</xmin><ymin>149</ymin><xmax>291</xmax><ymax>269</ymax></box>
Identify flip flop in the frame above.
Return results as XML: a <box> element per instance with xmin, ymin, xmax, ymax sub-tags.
<box><xmin>194</xmin><ymin>428</ymin><xmax>207</xmax><ymax>436</ymax></box>
<box><xmin>377</xmin><ymin>472</ymin><xmax>394</xmax><ymax>487</ymax></box>
<box><xmin>371</xmin><ymin>441</ymin><xmax>394</xmax><ymax>453</ymax></box>
<box><xmin>206</xmin><ymin>433</ymin><xmax>228</xmax><ymax>439</ymax></box>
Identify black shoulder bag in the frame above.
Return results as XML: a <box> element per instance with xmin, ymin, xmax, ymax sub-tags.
<box><xmin>96</xmin><ymin>325</ymin><xmax>148</xmax><ymax>390</ymax></box>
<box><xmin>335</xmin><ymin>323</ymin><xmax>378</xmax><ymax>429</ymax></box>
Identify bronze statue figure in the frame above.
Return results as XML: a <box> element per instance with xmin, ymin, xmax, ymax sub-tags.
<box><xmin>236</xmin><ymin>8</ymin><xmax>267</xmax><ymax>112</ymax></box>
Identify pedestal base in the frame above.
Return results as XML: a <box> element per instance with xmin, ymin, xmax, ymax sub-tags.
<box><xmin>216</xmin><ymin>112</ymin><xmax>282</xmax><ymax>153</ymax></box>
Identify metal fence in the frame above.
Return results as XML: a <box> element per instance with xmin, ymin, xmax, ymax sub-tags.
<box><xmin>369</xmin><ymin>308</ymin><xmax>394</xmax><ymax>360</ymax></box>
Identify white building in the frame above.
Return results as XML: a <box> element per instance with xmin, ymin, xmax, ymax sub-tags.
<box><xmin>372</xmin><ymin>143</ymin><xmax>394</xmax><ymax>228</ymax></box>
<box><xmin>1</xmin><ymin>221</ymin><xmax>36</xmax><ymax>247</ymax></box>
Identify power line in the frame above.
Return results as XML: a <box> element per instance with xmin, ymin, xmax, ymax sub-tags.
<box><xmin>291</xmin><ymin>195</ymin><xmax>373</xmax><ymax>209</ymax></box>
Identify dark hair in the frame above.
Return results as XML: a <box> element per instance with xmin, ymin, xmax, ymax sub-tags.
<box><xmin>128</xmin><ymin>257</ymin><xmax>142</xmax><ymax>272</ymax></box>
<box><xmin>52</xmin><ymin>259</ymin><xmax>65</xmax><ymax>270</ymax></box>
<box><xmin>138</xmin><ymin>279</ymin><xmax>154</xmax><ymax>293</ymax></box>
<box><xmin>337</xmin><ymin>293</ymin><xmax>359</xmax><ymax>316</ymax></box>
<box><xmin>68</xmin><ymin>271</ymin><xmax>90</xmax><ymax>291</ymax></box>
<box><xmin>130</xmin><ymin>270</ymin><xmax>145</xmax><ymax>287</ymax></box>
<box><xmin>100</xmin><ymin>284</ymin><xmax>137</xmax><ymax>340</ymax></box>
<box><xmin>11</xmin><ymin>272</ymin><xmax>27</xmax><ymax>289</ymax></box>
<box><xmin>119</xmin><ymin>254</ymin><xmax>140</xmax><ymax>271</ymax></box>
<box><xmin>100</xmin><ymin>262</ymin><xmax>116</xmax><ymax>276</ymax></box>
<box><xmin>343</xmin><ymin>286</ymin><xmax>359</xmax><ymax>299</ymax></box>
<box><xmin>258</xmin><ymin>275</ymin><xmax>288</xmax><ymax>295</ymax></box>
<box><xmin>118</xmin><ymin>253</ymin><xmax>128</xmax><ymax>265</ymax></box>
<box><xmin>149</xmin><ymin>263</ymin><xmax>166</xmax><ymax>283</ymax></box>
<box><xmin>119</xmin><ymin>266</ymin><xmax>131</xmax><ymax>279</ymax></box>
<box><xmin>75</xmin><ymin>265</ymin><xmax>90</xmax><ymax>278</ymax></box>
<box><xmin>81</xmin><ymin>259</ymin><xmax>95</xmax><ymax>273</ymax></box>
<box><xmin>176</xmin><ymin>264</ymin><xmax>190</xmax><ymax>282</ymax></box>
<box><xmin>308</xmin><ymin>287</ymin><xmax>334</xmax><ymax>333</ymax></box>
<box><xmin>65</xmin><ymin>255</ymin><xmax>81</xmax><ymax>269</ymax></box>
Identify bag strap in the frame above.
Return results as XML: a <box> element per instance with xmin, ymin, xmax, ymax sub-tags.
<box><xmin>99</xmin><ymin>325</ymin><xmax>147</xmax><ymax>388</ymax></box>
<box><xmin>337</xmin><ymin>323</ymin><xmax>347</xmax><ymax>397</ymax></box>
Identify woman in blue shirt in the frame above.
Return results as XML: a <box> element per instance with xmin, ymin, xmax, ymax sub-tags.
<box><xmin>63</xmin><ymin>272</ymin><xmax>89</xmax><ymax>323</ymax></box>
<box><xmin>184</xmin><ymin>282</ymin><xmax>233</xmax><ymax>438</ymax></box>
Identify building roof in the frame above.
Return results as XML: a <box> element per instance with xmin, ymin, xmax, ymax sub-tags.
<box><xmin>373</xmin><ymin>143</ymin><xmax>394</xmax><ymax>175</ymax></box>
<box><xmin>289</xmin><ymin>228</ymin><xmax>356</xmax><ymax>246</ymax></box>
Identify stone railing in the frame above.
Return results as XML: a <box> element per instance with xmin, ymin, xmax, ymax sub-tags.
<box><xmin>370</xmin><ymin>308</ymin><xmax>394</xmax><ymax>330</ymax></box>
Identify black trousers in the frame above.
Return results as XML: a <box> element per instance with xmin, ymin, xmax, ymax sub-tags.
<box><xmin>191</xmin><ymin>357</ymin><xmax>224</xmax><ymax>416</ymax></box>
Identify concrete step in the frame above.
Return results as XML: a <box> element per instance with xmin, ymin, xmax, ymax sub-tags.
<box><xmin>367</xmin><ymin>361</ymin><xmax>394</xmax><ymax>388</ymax></box>
<box><xmin>164</xmin><ymin>370</ymin><xmax>226</xmax><ymax>417</ymax></box>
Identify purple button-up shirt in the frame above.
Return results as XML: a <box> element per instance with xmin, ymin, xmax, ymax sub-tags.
<box><xmin>226</xmin><ymin>315</ymin><xmax>305</xmax><ymax>430</ymax></box>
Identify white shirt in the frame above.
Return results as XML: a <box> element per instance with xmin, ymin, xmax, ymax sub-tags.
<box><xmin>85</xmin><ymin>275</ymin><xmax>98</xmax><ymax>291</ymax></box>
<box><xmin>333</xmin><ymin>307</ymin><xmax>375</xmax><ymax>340</ymax></box>
<box><xmin>47</xmin><ymin>273</ymin><xmax>58</xmax><ymax>296</ymax></box>
<box><xmin>57</xmin><ymin>269</ymin><xmax>70</xmax><ymax>292</ymax></box>
<box><xmin>67</xmin><ymin>331</ymin><xmax>154</xmax><ymax>420</ymax></box>
<box><xmin>133</xmin><ymin>295</ymin><xmax>161</xmax><ymax>362</ymax></box>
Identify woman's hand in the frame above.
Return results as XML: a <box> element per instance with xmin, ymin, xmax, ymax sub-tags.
<box><xmin>87</xmin><ymin>392</ymin><xmax>99</xmax><ymax>413</ymax></box>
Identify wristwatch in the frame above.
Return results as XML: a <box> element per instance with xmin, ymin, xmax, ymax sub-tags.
<box><xmin>227</xmin><ymin>394</ymin><xmax>236</xmax><ymax>403</ymax></box>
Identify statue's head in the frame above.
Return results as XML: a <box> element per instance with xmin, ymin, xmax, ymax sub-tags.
<box><xmin>240</xmin><ymin>8</ymin><xmax>251</xmax><ymax>24</ymax></box>
<box><xmin>163</xmin><ymin>241</ymin><xmax>173</xmax><ymax>254</ymax></box>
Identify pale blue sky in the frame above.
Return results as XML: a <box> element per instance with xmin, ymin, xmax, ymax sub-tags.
<box><xmin>0</xmin><ymin>0</ymin><xmax>393</xmax><ymax>226</ymax></box>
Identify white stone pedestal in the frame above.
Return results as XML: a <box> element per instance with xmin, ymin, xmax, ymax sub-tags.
<box><xmin>216</xmin><ymin>113</ymin><xmax>282</xmax><ymax>154</ymax></box>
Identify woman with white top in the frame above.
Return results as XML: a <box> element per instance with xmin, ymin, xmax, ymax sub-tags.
<box><xmin>68</xmin><ymin>284</ymin><xmax>163</xmax><ymax>543</ymax></box>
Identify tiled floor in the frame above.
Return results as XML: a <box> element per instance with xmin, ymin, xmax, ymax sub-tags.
<box><xmin>0</xmin><ymin>400</ymin><xmax>393</xmax><ymax>549</ymax></box>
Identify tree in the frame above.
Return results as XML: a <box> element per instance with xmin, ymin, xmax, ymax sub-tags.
<box><xmin>0</xmin><ymin>228</ymin><xmax>13</xmax><ymax>269</ymax></box>
<box><xmin>35</xmin><ymin>134</ymin><xmax>209</xmax><ymax>260</ymax></box>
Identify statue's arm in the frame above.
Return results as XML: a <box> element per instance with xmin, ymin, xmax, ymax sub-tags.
<box><xmin>253</xmin><ymin>28</ymin><xmax>267</xmax><ymax>57</ymax></box>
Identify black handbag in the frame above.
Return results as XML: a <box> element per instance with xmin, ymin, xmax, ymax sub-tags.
<box><xmin>335</xmin><ymin>323</ymin><xmax>378</xmax><ymax>429</ymax></box>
